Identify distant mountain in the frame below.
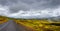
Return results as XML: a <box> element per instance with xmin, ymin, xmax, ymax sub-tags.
<box><xmin>47</xmin><ymin>16</ymin><xmax>60</xmax><ymax>22</ymax></box>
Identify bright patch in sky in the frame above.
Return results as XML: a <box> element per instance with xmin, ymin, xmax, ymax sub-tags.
<box><xmin>0</xmin><ymin>5</ymin><xmax>60</xmax><ymax>19</ymax></box>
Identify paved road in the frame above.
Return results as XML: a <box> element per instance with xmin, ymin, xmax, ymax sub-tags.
<box><xmin>0</xmin><ymin>20</ymin><xmax>34</xmax><ymax>31</ymax></box>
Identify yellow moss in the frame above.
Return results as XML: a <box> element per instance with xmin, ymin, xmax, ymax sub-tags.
<box><xmin>0</xmin><ymin>16</ymin><xmax>8</xmax><ymax>24</ymax></box>
<box><xmin>14</xmin><ymin>19</ymin><xmax>60</xmax><ymax>31</ymax></box>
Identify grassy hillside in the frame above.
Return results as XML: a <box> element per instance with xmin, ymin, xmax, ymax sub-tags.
<box><xmin>0</xmin><ymin>16</ymin><xmax>60</xmax><ymax>31</ymax></box>
<box><xmin>0</xmin><ymin>16</ymin><xmax>9</xmax><ymax>24</ymax></box>
<box><xmin>14</xmin><ymin>19</ymin><xmax>60</xmax><ymax>31</ymax></box>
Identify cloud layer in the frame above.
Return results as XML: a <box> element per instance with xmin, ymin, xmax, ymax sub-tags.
<box><xmin>0</xmin><ymin>0</ymin><xmax>60</xmax><ymax>19</ymax></box>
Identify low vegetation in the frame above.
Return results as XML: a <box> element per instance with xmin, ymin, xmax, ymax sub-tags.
<box><xmin>0</xmin><ymin>16</ymin><xmax>60</xmax><ymax>31</ymax></box>
<box><xmin>0</xmin><ymin>16</ymin><xmax>9</xmax><ymax>24</ymax></box>
<box><xmin>14</xmin><ymin>19</ymin><xmax>60</xmax><ymax>31</ymax></box>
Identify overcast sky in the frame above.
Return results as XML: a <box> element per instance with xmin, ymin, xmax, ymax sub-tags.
<box><xmin>0</xmin><ymin>0</ymin><xmax>60</xmax><ymax>19</ymax></box>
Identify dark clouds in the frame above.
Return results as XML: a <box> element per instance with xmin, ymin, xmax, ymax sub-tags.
<box><xmin>0</xmin><ymin>0</ymin><xmax>60</xmax><ymax>13</ymax></box>
<box><xmin>0</xmin><ymin>0</ymin><xmax>17</xmax><ymax>6</ymax></box>
<box><xmin>0</xmin><ymin>0</ymin><xmax>60</xmax><ymax>18</ymax></box>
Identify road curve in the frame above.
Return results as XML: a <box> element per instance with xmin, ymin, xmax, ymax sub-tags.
<box><xmin>0</xmin><ymin>20</ymin><xmax>34</xmax><ymax>31</ymax></box>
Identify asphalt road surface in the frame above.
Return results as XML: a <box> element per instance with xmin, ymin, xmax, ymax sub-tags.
<box><xmin>0</xmin><ymin>20</ymin><xmax>34</xmax><ymax>31</ymax></box>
